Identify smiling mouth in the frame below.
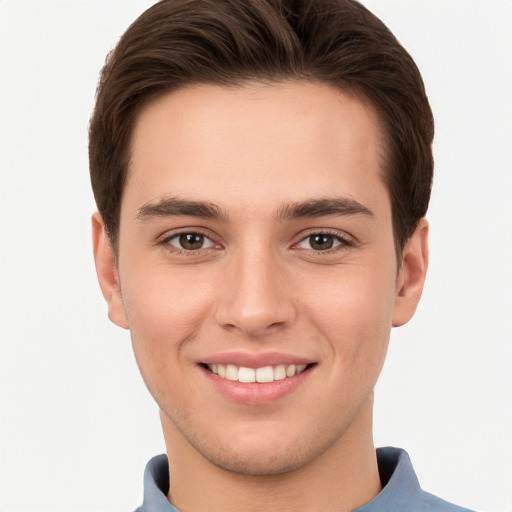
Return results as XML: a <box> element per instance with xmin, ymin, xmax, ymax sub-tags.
<box><xmin>202</xmin><ymin>363</ymin><xmax>315</xmax><ymax>383</ymax></box>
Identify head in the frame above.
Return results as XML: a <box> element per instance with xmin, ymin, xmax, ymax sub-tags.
<box><xmin>89</xmin><ymin>0</ymin><xmax>433</xmax><ymax>257</ymax></box>
<box><xmin>90</xmin><ymin>0</ymin><xmax>431</xmax><ymax>480</ymax></box>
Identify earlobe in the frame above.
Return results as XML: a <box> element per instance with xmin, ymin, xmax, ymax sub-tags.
<box><xmin>91</xmin><ymin>212</ymin><xmax>129</xmax><ymax>329</ymax></box>
<box><xmin>392</xmin><ymin>218</ymin><xmax>429</xmax><ymax>327</ymax></box>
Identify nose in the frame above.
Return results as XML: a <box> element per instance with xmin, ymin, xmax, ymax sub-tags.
<box><xmin>214</xmin><ymin>245</ymin><xmax>297</xmax><ymax>337</ymax></box>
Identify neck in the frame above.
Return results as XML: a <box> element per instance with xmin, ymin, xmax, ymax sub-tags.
<box><xmin>160</xmin><ymin>399</ymin><xmax>381</xmax><ymax>512</ymax></box>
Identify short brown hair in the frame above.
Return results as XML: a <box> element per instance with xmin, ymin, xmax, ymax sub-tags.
<box><xmin>89</xmin><ymin>0</ymin><xmax>434</xmax><ymax>254</ymax></box>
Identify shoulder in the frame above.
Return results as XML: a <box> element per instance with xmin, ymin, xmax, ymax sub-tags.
<box><xmin>416</xmin><ymin>490</ymin><xmax>476</xmax><ymax>512</ymax></box>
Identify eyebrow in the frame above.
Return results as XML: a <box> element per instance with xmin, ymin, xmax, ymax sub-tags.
<box><xmin>275</xmin><ymin>198</ymin><xmax>374</xmax><ymax>221</ymax></box>
<box><xmin>137</xmin><ymin>197</ymin><xmax>227</xmax><ymax>222</ymax></box>
<box><xmin>136</xmin><ymin>196</ymin><xmax>374</xmax><ymax>223</ymax></box>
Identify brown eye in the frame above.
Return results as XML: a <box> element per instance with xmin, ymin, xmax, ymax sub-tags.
<box><xmin>179</xmin><ymin>233</ymin><xmax>204</xmax><ymax>250</ymax></box>
<box><xmin>167</xmin><ymin>232</ymin><xmax>214</xmax><ymax>251</ymax></box>
<box><xmin>296</xmin><ymin>233</ymin><xmax>349</xmax><ymax>251</ymax></box>
<box><xmin>309</xmin><ymin>234</ymin><xmax>335</xmax><ymax>250</ymax></box>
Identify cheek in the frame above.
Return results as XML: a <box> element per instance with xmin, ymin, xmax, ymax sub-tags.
<box><xmin>300</xmin><ymin>261</ymin><xmax>396</xmax><ymax>371</ymax></box>
<box><xmin>119</xmin><ymin>262</ymin><xmax>216</xmax><ymax>373</ymax></box>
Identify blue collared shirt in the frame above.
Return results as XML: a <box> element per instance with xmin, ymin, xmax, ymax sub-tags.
<box><xmin>135</xmin><ymin>447</ymin><xmax>474</xmax><ymax>512</ymax></box>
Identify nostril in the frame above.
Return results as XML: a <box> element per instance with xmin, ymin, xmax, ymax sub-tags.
<box><xmin>268</xmin><ymin>321</ymin><xmax>286</xmax><ymax>328</ymax></box>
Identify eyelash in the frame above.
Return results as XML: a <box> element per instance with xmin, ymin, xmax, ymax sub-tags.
<box><xmin>295</xmin><ymin>230</ymin><xmax>354</xmax><ymax>254</ymax></box>
<box><xmin>159</xmin><ymin>230</ymin><xmax>220</xmax><ymax>256</ymax></box>
<box><xmin>158</xmin><ymin>229</ymin><xmax>354</xmax><ymax>255</ymax></box>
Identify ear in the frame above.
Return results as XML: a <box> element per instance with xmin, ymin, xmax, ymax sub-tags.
<box><xmin>92</xmin><ymin>212</ymin><xmax>129</xmax><ymax>329</ymax></box>
<box><xmin>392</xmin><ymin>218</ymin><xmax>429</xmax><ymax>327</ymax></box>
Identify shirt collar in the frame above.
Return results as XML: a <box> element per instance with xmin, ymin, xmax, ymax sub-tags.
<box><xmin>137</xmin><ymin>447</ymin><xmax>464</xmax><ymax>512</ymax></box>
<box><xmin>352</xmin><ymin>447</ymin><xmax>423</xmax><ymax>511</ymax></box>
<box><xmin>139</xmin><ymin>453</ymin><xmax>176</xmax><ymax>512</ymax></box>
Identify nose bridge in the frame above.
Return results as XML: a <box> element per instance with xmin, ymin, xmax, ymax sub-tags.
<box><xmin>215</xmin><ymin>240</ymin><xmax>296</xmax><ymax>336</ymax></box>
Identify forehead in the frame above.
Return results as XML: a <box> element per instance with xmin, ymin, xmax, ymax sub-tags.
<box><xmin>125</xmin><ymin>81</ymin><xmax>389</xmax><ymax>219</ymax></box>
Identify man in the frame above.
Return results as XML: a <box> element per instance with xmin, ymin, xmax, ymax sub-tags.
<box><xmin>89</xmin><ymin>1</ymin><xmax>473</xmax><ymax>510</ymax></box>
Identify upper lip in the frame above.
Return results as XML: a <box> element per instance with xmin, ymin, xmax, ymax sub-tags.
<box><xmin>198</xmin><ymin>351</ymin><xmax>316</xmax><ymax>368</ymax></box>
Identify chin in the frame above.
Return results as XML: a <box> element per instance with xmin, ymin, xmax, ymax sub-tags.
<box><xmin>200</xmin><ymin>442</ymin><xmax>315</xmax><ymax>476</ymax></box>
<box><xmin>182</xmin><ymin>420</ymin><xmax>343</xmax><ymax>477</ymax></box>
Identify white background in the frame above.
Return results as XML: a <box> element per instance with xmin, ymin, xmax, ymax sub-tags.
<box><xmin>0</xmin><ymin>1</ymin><xmax>511</xmax><ymax>511</ymax></box>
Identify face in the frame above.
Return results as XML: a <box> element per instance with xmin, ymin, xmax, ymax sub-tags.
<box><xmin>94</xmin><ymin>81</ymin><xmax>427</xmax><ymax>476</ymax></box>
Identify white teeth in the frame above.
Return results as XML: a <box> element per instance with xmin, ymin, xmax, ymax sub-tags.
<box><xmin>273</xmin><ymin>364</ymin><xmax>287</xmax><ymax>381</ymax></box>
<box><xmin>226</xmin><ymin>364</ymin><xmax>238</xmax><ymax>381</ymax></box>
<box><xmin>286</xmin><ymin>364</ymin><xmax>296</xmax><ymax>377</ymax></box>
<box><xmin>238</xmin><ymin>367</ymin><xmax>256</xmax><ymax>383</ymax></box>
<box><xmin>256</xmin><ymin>366</ymin><xmax>274</xmax><ymax>383</ymax></box>
<box><xmin>207</xmin><ymin>362</ymin><xmax>310</xmax><ymax>382</ymax></box>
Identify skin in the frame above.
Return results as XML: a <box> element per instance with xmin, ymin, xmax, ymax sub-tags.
<box><xmin>93</xmin><ymin>81</ymin><xmax>428</xmax><ymax>512</ymax></box>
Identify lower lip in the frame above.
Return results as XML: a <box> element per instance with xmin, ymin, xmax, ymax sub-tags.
<box><xmin>200</xmin><ymin>366</ymin><xmax>313</xmax><ymax>405</ymax></box>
